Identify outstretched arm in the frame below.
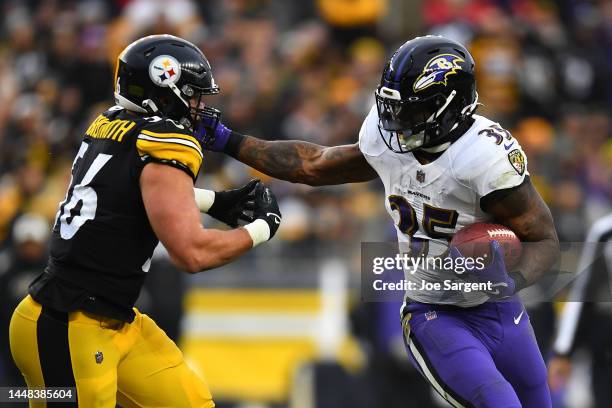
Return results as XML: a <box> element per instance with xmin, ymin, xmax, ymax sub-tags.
<box><xmin>198</xmin><ymin>120</ymin><xmax>378</xmax><ymax>186</ymax></box>
<box><xmin>481</xmin><ymin>177</ymin><xmax>560</xmax><ymax>286</ymax></box>
<box><xmin>236</xmin><ymin>136</ymin><xmax>378</xmax><ymax>186</ymax></box>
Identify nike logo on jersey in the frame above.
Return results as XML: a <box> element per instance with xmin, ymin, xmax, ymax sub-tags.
<box><xmin>504</xmin><ymin>142</ymin><xmax>515</xmax><ymax>150</ymax></box>
<box><xmin>513</xmin><ymin>310</ymin><xmax>524</xmax><ymax>325</ymax></box>
<box><xmin>267</xmin><ymin>213</ymin><xmax>281</xmax><ymax>224</ymax></box>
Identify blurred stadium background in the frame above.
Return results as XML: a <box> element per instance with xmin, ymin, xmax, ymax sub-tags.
<box><xmin>0</xmin><ymin>0</ymin><xmax>610</xmax><ymax>407</ymax></box>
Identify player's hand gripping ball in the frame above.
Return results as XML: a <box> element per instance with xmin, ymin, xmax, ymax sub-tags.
<box><xmin>450</xmin><ymin>223</ymin><xmax>523</xmax><ymax>299</ymax></box>
<box><xmin>450</xmin><ymin>223</ymin><xmax>522</xmax><ymax>269</ymax></box>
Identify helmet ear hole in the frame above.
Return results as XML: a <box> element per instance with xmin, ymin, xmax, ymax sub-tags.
<box><xmin>142</xmin><ymin>99</ymin><xmax>159</xmax><ymax>113</ymax></box>
<box><xmin>182</xmin><ymin>85</ymin><xmax>194</xmax><ymax>97</ymax></box>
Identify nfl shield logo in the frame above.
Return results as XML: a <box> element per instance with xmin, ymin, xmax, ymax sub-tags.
<box><xmin>425</xmin><ymin>311</ymin><xmax>437</xmax><ymax>321</ymax></box>
<box><xmin>416</xmin><ymin>170</ymin><xmax>425</xmax><ymax>183</ymax></box>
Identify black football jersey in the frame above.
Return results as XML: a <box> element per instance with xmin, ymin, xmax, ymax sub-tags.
<box><xmin>29</xmin><ymin>106</ymin><xmax>203</xmax><ymax>321</ymax></box>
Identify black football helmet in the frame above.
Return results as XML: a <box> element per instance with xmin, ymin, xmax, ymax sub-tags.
<box><xmin>114</xmin><ymin>34</ymin><xmax>220</xmax><ymax>128</ymax></box>
<box><xmin>376</xmin><ymin>35</ymin><xmax>478</xmax><ymax>153</ymax></box>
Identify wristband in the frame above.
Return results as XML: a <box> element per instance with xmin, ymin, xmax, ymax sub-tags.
<box><xmin>194</xmin><ymin>188</ymin><xmax>215</xmax><ymax>213</ymax></box>
<box><xmin>243</xmin><ymin>219</ymin><xmax>270</xmax><ymax>247</ymax></box>
<box><xmin>226</xmin><ymin>131</ymin><xmax>246</xmax><ymax>158</ymax></box>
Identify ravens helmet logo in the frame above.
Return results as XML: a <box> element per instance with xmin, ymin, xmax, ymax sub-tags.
<box><xmin>413</xmin><ymin>54</ymin><xmax>465</xmax><ymax>92</ymax></box>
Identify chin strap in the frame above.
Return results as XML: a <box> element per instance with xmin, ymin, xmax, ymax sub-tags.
<box><xmin>421</xmin><ymin>91</ymin><xmax>480</xmax><ymax>153</ymax></box>
<box><xmin>461</xmin><ymin>91</ymin><xmax>480</xmax><ymax>117</ymax></box>
<box><xmin>436</xmin><ymin>90</ymin><xmax>457</xmax><ymax>119</ymax></box>
<box><xmin>142</xmin><ymin>99</ymin><xmax>159</xmax><ymax>114</ymax></box>
<box><xmin>168</xmin><ymin>82</ymin><xmax>190</xmax><ymax>108</ymax></box>
<box><xmin>448</xmin><ymin>91</ymin><xmax>480</xmax><ymax>132</ymax></box>
<box><xmin>426</xmin><ymin>90</ymin><xmax>457</xmax><ymax>124</ymax></box>
<box><xmin>415</xmin><ymin>89</ymin><xmax>458</xmax><ymax>153</ymax></box>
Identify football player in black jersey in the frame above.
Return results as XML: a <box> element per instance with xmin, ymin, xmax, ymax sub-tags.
<box><xmin>9</xmin><ymin>35</ymin><xmax>281</xmax><ymax>408</ymax></box>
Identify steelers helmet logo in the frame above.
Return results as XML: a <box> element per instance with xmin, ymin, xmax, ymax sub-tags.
<box><xmin>149</xmin><ymin>55</ymin><xmax>181</xmax><ymax>87</ymax></box>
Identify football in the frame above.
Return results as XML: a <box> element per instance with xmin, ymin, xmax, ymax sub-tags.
<box><xmin>450</xmin><ymin>222</ymin><xmax>522</xmax><ymax>269</ymax></box>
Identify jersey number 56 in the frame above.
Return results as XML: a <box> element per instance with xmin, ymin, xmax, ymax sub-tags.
<box><xmin>54</xmin><ymin>141</ymin><xmax>112</xmax><ymax>239</ymax></box>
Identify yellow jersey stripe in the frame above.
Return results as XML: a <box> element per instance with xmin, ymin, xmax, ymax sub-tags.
<box><xmin>137</xmin><ymin>134</ymin><xmax>203</xmax><ymax>158</ymax></box>
<box><xmin>141</xmin><ymin>129</ymin><xmax>201</xmax><ymax>148</ymax></box>
<box><xmin>136</xmin><ymin>137</ymin><xmax>203</xmax><ymax>178</ymax></box>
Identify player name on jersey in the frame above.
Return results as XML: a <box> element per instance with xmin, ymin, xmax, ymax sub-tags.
<box><xmin>85</xmin><ymin>115</ymin><xmax>136</xmax><ymax>142</ymax></box>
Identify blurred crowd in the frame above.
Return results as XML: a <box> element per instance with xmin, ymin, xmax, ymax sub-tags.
<box><xmin>0</xmin><ymin>0</ymin><xmax>609</xmax><ymax>252</ymax></box>
<box><xmin>0</xmin><ymin>0</ymin><xmax>610</xmax><ymax>404</ymax></box>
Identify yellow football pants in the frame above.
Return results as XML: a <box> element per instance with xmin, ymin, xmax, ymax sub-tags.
<box><xmin>9</xmin><ymin>295</ymin><xmax>214</xmax><ymax>407</ymax></box>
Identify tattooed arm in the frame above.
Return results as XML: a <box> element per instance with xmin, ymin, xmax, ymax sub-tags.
<box><xmin>481</xmin><ymin>177</ymin><xmax>560</xmax><ymax>286</ymax></box>
<box><xmin>199</xmin><ymin>114</ymin><xmax>378</xmax><ymax>186</ymax></box>
<box><xmin>234</xmin><ymin>136</ymin><xmax>378</xmax><ymax>186</ymax></box>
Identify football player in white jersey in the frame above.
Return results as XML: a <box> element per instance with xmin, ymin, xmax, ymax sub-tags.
<box><xmin>200</xmin><ymin>36</ymin><xmax>559</xmax><ymax>407</ymax></box>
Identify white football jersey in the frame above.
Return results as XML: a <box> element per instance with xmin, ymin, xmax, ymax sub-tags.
<box><xmin>359</xmin><ymin>105</ymin><xmax>529</xmax><ymax>307</ymax></box>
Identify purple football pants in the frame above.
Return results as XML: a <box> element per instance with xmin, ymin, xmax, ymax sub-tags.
<box><xmin>401</xmin><ymin>296</ymin><xmax>551</xmax><ymax>408</ymax></box>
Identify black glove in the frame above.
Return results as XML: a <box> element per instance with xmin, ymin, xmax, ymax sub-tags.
<box><xmin>208</xmin><ymin>179</ymin><xmax>259</xmax><ymax>227</ymax></box>
<box><xmin>252</xmin><ymin>182</ymin><xmax>282</xmax><ymax>239</ymax></box>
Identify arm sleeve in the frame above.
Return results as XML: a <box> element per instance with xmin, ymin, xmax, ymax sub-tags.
<box><xmin>136</xmin><ymin>127</ymin><xmax>203</xmax><ymax>180</ymax></box>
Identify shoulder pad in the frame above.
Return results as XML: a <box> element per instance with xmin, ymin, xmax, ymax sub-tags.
<box><xmin>139</xmin><ymin>116</ymin><xmax>191</xmax><ymax>134</ymax></box>
<box><xmin>452</xmin><ymin>115</ymin><xmax>528</xmax><ymax>196</ymax></box>
<box><xmin>358</xmin><ymin>104</ymin><xmax>387</xmax><ymax>157</ymax></box>
<box><xmin>101</xmin><ymin>105</ymin><xmax>125</xmax><ymax>119</ymax></box>
<box><xmin>136</xmin><ymin>116</ymin><xmax>203</xmax><ymax>179</ymax></box>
